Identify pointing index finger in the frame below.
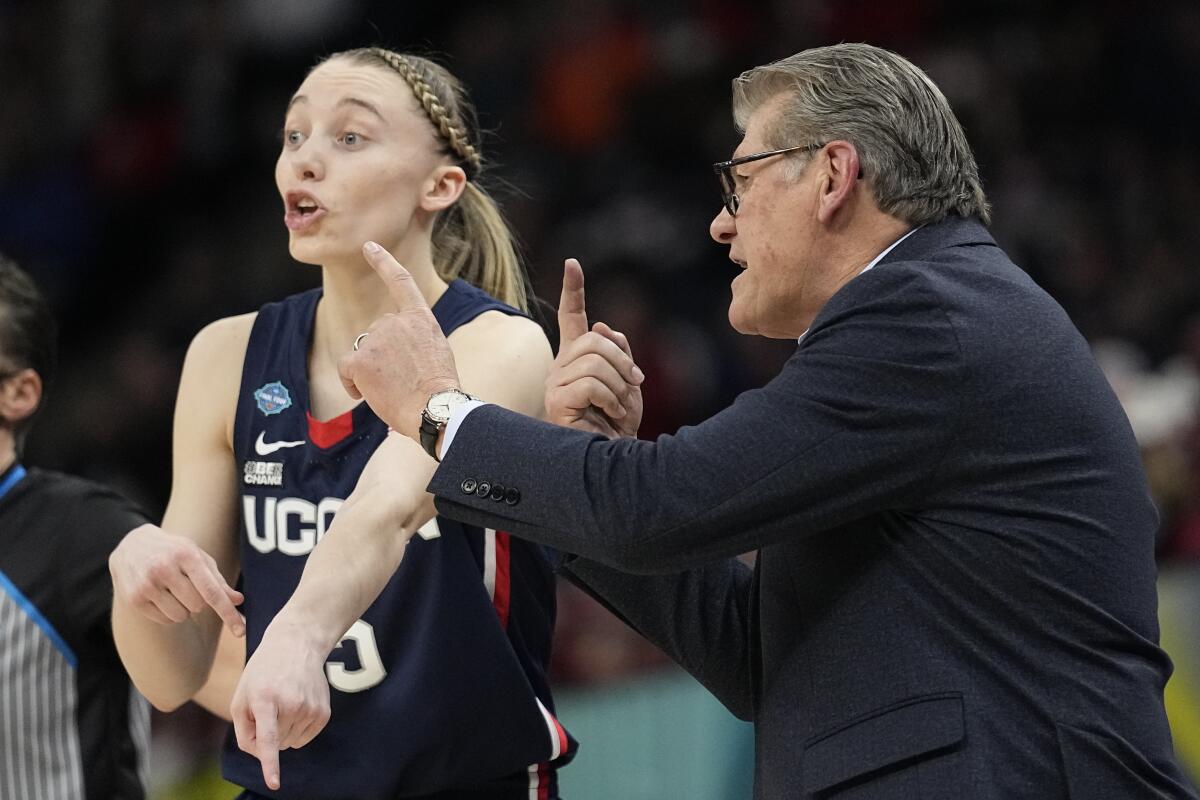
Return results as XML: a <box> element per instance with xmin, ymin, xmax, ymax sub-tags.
<box><xmin>182</xmin><ymin>557</ymin><xmax>245</xmax><ymax>636</ymax></box>
<box><xmin>362</xmin><ymin>241</ymin><xmax>428</xmax><ymax>312</ymax></box>
<box><xmin>254</xmin><ymin>701</ymin><xmax>282</xmax><ymax>790</ymax></box>
<box><xmin>558</xmin><ymin>258</ymin><xmax>588</xmax><ymax>346</ymax></box>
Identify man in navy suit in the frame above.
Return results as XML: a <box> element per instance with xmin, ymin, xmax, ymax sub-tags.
<box><xmin>251</xmin><ymin>44</ymin><xmax>1196</xmax><ymax>798</ymax></box>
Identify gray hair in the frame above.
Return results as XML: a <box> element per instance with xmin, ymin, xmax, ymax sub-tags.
<box><xmin>732</xmin><ymin>43</ymin><xmax>990</xmax><ymax>226</ymax></box>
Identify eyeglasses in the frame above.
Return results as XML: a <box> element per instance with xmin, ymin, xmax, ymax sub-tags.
<box><xmin>712</xmin><ymin>143</ymin><xmax>823</xmax><ymax>216</ymax></box>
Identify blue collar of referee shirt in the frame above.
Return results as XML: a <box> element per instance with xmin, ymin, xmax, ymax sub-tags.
<box><xmin>0</xmin><ymin>463</ymin><xmax>27</xmax><ymax>503</ymax></box>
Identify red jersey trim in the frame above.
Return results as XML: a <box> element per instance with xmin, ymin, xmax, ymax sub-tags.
<box><xmin>306</xmin><ymin>409</ymin><xmax>353</xmax><ymax>449</ymax></box>
<box><xmin>493</xmin><ymin>531</ymin><xmax>512</xmax><ymax>628</ymax></box>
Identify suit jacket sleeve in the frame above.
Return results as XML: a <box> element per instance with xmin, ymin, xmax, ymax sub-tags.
<box><xmin>428</xmin><ymin>265</ymin><xmax>964</xmax><ymax>717</ymax></box>
<box><xmin>430</xmin><ymin>265</ymin><xmax>963</xmax><ymax>572</ymax></box>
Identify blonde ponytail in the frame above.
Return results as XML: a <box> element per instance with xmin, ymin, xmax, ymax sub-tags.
<box><xmin>433</xmin><ymin>181</ymin><xmax>528</xmax><ymax>311</ymax></box>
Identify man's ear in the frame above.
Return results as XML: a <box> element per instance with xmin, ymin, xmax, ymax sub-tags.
<box><xmin>815</xmin><ymin>140</ymin><xmax>862</xmax><ymax>224</ymax></box>
<box><xmin>418</xmin><ymin>165</ymin><xmax>468</xmax><ymax>214</ymax></box>
<box><xmin>0</xmin><ymin>369</ymin><xmax>42</xmax><ymax>425</ymax></box>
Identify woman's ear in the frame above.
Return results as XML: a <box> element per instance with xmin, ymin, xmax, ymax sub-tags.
<box><xmin>418</xmin><ymin>165</ymin><xmax>468</xmax><ymax>213</ymax></box>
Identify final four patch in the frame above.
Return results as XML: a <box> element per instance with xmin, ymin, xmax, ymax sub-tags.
<box><xmin>254</xmin><ymin>381</ymin><xmax>293</xmax><ymax>416</ymax></box>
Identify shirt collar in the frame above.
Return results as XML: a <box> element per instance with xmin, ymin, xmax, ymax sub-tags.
<box><xmin>797</xmin><ymin>226</ymin><xmax>921</xmax><ymax>343</ymax></box>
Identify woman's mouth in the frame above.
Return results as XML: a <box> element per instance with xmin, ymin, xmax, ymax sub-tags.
<box><xmin>284</xmin><ymin>192</ymin><xmax>327</xmax><ymax>232</ymax></box>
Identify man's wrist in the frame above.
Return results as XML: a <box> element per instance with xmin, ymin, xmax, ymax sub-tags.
<box><xmin>439</xmin><ymin>400</ymin><xmax>487</xmax><ymax>459</ymax></box>
<box><xmin>407</xmin><ymin>380</ymin><xmax>462</xmax><ymax>441</ymax></box>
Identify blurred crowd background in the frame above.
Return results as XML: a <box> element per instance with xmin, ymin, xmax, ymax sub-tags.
<box><xmin>3</xmin><ymin>0</ymin><xmax>1199</xmax><ymax>796</ymax></box>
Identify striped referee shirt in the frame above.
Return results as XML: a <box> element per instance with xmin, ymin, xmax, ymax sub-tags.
<box><xmin>0</xmin><ymin>465</ymin><xmax>150</xmax><ymax>799</ymax></box>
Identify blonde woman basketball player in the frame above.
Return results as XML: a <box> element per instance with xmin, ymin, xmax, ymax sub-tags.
<box><xmin>109</xmin><ymin>48</ymin><xmax>574</xmax><ymax>799</ymax></box>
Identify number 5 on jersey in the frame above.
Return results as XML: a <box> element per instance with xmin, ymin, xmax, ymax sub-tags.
<box><xmin>326</xmin><ymin>619</ymin><xmax>386</xmax><ymax>692</ymax></box>
<box><xmin>320</xmin><ymin>524</ymin><xmax>444</xmax><ymax>691</ymax></box>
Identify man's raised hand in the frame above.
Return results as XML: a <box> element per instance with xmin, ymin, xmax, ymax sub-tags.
<box><xmin>546</xmin><ymin>259</ymin><xmax>644</xmax><ymax>438</ymax></box>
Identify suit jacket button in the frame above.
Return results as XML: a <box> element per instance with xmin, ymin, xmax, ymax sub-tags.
<box><xmin>489</xmin><ymin>483</ymin><xmax>506</xmax><ymax>502</ymax></box>
<box><xmin>475</xmin><ymin>481</ymin><xmax>491</xmax><ymax>498</ymax></box>
<box><xmin>461</xmin><ymin>479</ymin><xmax>478</xmax><ymax>495</ymax></box>
<box><xmin>504</xmin><ymin>487</ymin><xmax>521</xmax><ymax>506</ymax></box>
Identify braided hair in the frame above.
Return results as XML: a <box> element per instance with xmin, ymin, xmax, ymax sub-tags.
<box><xmin>323</xmin><ymin>48</ymin><xmax>528</xmax><ymax>311</ymax></box>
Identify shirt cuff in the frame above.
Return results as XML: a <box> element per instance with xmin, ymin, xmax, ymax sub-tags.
<box><xmin>439</xmin><ymin>400</ymin><xmax>487</xmax><ymax>460</ymax></box>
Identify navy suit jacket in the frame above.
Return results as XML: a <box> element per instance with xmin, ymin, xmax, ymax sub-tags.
<box><xmin>429</xmin><ymin>216</ymin><xmax>1196</xmax><ymax>798</ymax></box>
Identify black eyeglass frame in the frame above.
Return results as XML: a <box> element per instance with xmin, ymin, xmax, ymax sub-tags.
<box><xmin>712</xmin><ymin>143</ymin><xmax>824</xmax><ymax>216</ymax></box>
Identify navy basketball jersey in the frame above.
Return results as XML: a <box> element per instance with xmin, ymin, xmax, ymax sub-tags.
<box><xmin>223</xmin><ymin>281</ymin><xmax>575</xmax><ymax>800</ymax></box>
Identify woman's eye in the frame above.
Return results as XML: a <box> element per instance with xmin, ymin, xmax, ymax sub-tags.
<box><xmin>340</xmin><ymin>132</ymin><xmax>362</xmax><ymax>147</ymax></box>
<box><xmin>284</xmin><ymin>130</ymin><xmax>304</xmax><ymax>146</ymax></box>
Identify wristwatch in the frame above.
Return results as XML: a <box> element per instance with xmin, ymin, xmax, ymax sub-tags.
<box><xmin>419</xmin><ymin>389</ymin><xmax>477</xmax><ymax>461</ymax></box>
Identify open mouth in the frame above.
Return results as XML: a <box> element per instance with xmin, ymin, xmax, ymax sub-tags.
<box><xmin>284</xmin><ymin>191</ymin><xmax>326</xmax><ymax>231</ymax></box>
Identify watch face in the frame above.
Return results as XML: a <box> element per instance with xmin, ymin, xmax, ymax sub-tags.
<box><xmin>426</xmin><ymin>390</ymin><xmax>469</xmax><ymax>423</ymax></box>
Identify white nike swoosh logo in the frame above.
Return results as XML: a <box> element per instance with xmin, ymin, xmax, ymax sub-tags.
<box><xmin>255</xmin><ymin>431</ymin><xmax>306</xmax><ymax>456</ymax></box>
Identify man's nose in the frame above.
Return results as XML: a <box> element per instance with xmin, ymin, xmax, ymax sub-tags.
<box><xmin>710</xmin><ymin>206</ymin><xmax>735</xmax><ymax>244</ymax></box>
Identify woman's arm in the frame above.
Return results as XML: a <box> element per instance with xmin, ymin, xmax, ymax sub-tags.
<box><xmin>192</xmin><ymin>626</ymin><xmax>247</xmax><ymax>721</ymax></box>
<box><xmin>109</xmin><ymin>314</ymin><xmax>250</xmax><ymax>711</ymax></box>
<box><xmin>231</xmin><ymin>310</ymin><xmax>552</xmax><ymax>790</ymax></box>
